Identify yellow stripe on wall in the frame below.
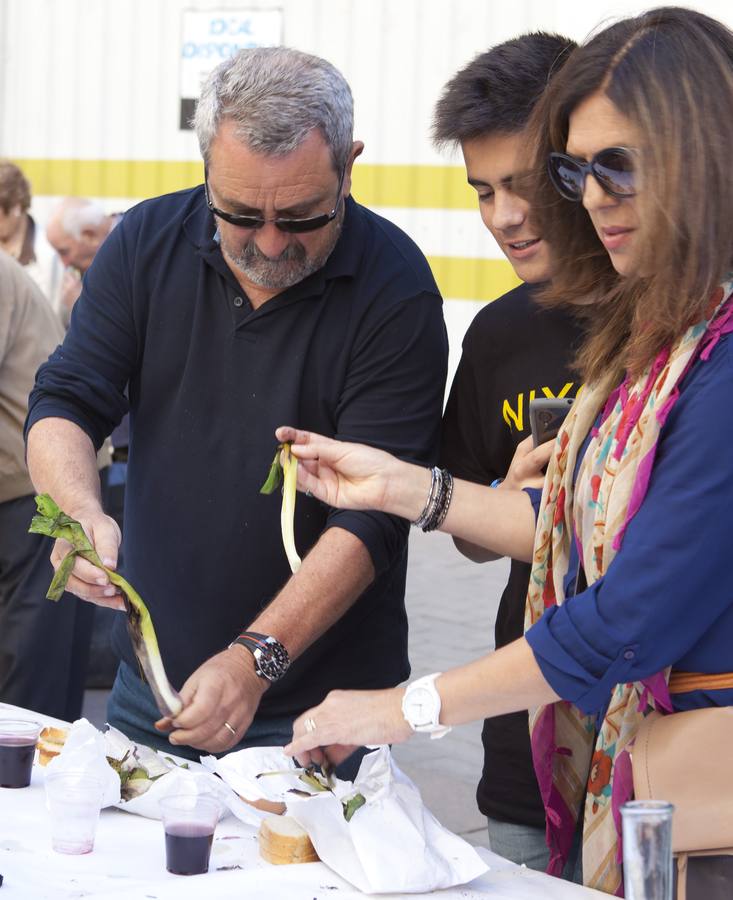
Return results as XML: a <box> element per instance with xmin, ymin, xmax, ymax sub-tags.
<box><xmin>428</xmin><ymin>256</ymin><xmax>520</xmax><ymax>303</ymax></box>
<box><xmin>15</xmin><ymin>158</ymin><xmax>205</xmax><ymax>202</ymax></box>
<box><xmin>354</xmin><ymin>163</ymin><xmax>476</xmax><ymax>209</ymax></box>
<box><xmin>15</xmin><ymin>157</ymin><xmax>518</xmax><ymax>301</ymax></box>
<box><xmin>14</xmin><ymin>157</ymin><xmax>477</xmax><ymax>210</ymax></box>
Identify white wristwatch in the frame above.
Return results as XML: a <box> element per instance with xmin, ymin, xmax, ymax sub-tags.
<box><xmin>401</xmin><ymin>672</ymin><xmax>451</xmax><ymax>739</ymax></box>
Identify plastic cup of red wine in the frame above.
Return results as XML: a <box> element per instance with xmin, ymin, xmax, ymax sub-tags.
<box><xmin>0</xmin><ymin>719</ymin><xmax>41</xmax><ymax>788</ymax></box>
<box><xmin>159</xmin><ymin>794</ymin><xmax>220</xmax><ymax>875</ymax></box>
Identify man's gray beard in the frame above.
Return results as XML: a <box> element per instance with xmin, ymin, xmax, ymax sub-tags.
<box><xmin>223</xmin><ymin>207</ymin><xmax>344</xmax><ymax>291</ymax></box>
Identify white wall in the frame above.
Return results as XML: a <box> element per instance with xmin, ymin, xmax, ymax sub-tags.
<box><xmin>3</xmin><ymin>0</ymin><xmax>732</xmax><ymax>384</ymax></box>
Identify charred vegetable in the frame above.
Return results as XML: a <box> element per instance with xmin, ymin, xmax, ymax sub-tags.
<box><xmin>260</xmin><ymin>442</ymin><xmax>301</xmax><ymax>573</ymax></box>
<box><xmin>29</xmin><ymin>494</ymin><xmax>183</xmax><ymax>718</ymax></box>
<box><xmin>258</xmin><ymin>764</ymin><xmax>366</xmax><ymax>822</ymax></box>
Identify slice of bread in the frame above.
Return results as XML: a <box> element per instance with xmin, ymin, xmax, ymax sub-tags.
<box><xmin>258</xmin><ymin>814</ymin><xmax>319</xmax><ymax>865</ymax></box>
<box><xmin>37</xmin><ymin>726</ymin><xmax>68</xmax><ymax>766</ymax></box>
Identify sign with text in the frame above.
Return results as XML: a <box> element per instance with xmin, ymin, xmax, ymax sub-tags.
<box><xmin>179</xmin><ymin>9</ymin><xmax>283</xmax><ymax>129</ymax></box>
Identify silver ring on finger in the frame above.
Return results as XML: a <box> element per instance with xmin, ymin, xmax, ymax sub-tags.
<box><xmin>304</xmin><ymin>716</ymin><xmax>317</xmax><ymax>734</ymax></box>
<box><xmin>223</xmin><ymin>721</ymin><xmax>237</xmax><ymax>738</ymax></box>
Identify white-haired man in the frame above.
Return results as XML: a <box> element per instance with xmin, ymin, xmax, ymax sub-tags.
<box><xmin>26</xmin><ymin>47</ymin><xmax>447</xmax><ymax>773</ymax></box>
<box><xmin>46</xmin><ymin>198</ymin><xmax>120</xmax><ymax>323</ymax></box>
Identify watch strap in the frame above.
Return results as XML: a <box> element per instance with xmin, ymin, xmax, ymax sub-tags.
<box><xmin>401</xmin><ymin>672</ymin><xmax>451</xmax><ymax>739</ymax></box>
<box><xmin>229</xmin><ymin>631</ymin><xmax>290</xmax><ymax>682</ymax></box>
<box><xmin>233</xmin><ymin>631</ymin><xmax>271</xmax><ymax>652</ymax></box>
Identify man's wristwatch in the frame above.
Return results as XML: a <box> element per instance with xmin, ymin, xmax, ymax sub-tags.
<box><xmin>229</xmin><ymin>631</ymin><xmax>291</xmax><ymax>683</ymax></box>
<box><xmin>401</xmin><ymin>672</ymin><xmax>451</xmax><ymax>739</ymax></box>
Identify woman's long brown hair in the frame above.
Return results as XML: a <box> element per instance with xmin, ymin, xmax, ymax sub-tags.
<box><xmin>527</xmin><ymin>7</ymin><xmax>733</xmax><ymax>386</ymax></box>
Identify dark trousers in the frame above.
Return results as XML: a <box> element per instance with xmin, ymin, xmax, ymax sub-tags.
<box><xmin>0</xmin><ymin>493</ymin><xmax>93</xmax><ymax>720</ymax></box>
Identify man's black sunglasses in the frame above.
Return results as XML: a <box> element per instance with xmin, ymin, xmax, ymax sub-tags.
<box><xmin>204</xmin><ymin>167</ymin><xmax>346</xmax><ymax>234</ymax></box>
<box><xmin>547</xmin><ymin>147</ymin><xmax>637</xmax><ymax>202</ymax></box>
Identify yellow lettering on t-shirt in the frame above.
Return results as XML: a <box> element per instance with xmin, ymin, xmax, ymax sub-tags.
<box><xmin>541</xmin><ymin>382</ymin><xmax>575</xmax><ymax>399</ymax></box>
<box><xmin>501</xmin><ymin>383</ymin><xmax>580</xmax><ymax>433</ymax></box>
<box><xmin>502</xmin><ymin>394</ymin><xmax>523</xmax><ymax>431</ymax></box>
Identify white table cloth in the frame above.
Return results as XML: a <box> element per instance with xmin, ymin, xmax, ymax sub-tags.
<box><xmin>1</xmin><ymin>704</ymin><xmax>606</xmax><ymax>899</ymax></box>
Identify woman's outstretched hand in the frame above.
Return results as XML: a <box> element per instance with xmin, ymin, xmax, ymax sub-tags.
<box><xmin>284</xmin><ymin>686</ymin><xmax>413</xmax><ymax>769</ymax></box>
<box><xmin>275</xmin><ymin>427</ymin><xmax>424</xmax><ymax>517</ymax></box>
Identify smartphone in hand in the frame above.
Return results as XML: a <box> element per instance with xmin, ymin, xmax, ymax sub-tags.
<box><xmin>529</xmin><ymin>397</ymin><xmax>574</xmax><ymax>447</ymax></box>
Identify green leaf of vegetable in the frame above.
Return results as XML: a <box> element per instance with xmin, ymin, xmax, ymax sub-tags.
<box><xmin>29</xmin><ymin>495</ymin><xmax>97</xmax><ymax>553</ymax></box>
<box><xmin>299</xmin><ymin>769</ymin><xmax>330</xmax><ymax>792</ymax></box>
<box><xmin>260</xmin><ymin>448</ymin><xmax>283</xmax><ymax>494</ymax></box>
<box><xmin>46</xmin><ymin>550</ymin><xmax>78</xmax><ymax>601</ymax></box>
<box><xmin>34</xmin><ymin>494</ymin><xmax>61</xmax><ymax>518</ymax></box>
<box><xmin>343</xmin><ymin>792</ymin><xmax>366</xmax><ymax>822</ymax></box>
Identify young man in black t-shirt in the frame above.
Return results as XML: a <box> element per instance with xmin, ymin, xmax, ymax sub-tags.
<box><xmin>433</xmin><ymin>34</ymin><xmax>583</xmax><ymax>869</ymax></box>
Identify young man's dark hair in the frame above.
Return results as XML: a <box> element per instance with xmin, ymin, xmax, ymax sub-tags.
<box><xmin>432</xmin><ymin>32</ymin><xmax>576</xmax><ymax>146</ymax></box>
<box><xmin>435</xmin><ymin>33</ymin><xmax>583</xmax><ymax>873</ymax></box>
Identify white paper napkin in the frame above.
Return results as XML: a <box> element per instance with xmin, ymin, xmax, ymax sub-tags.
<box><xmin>45</xmin><ymin>719</ymin><xmax>262</xmax><ymax>826</ymax></box>
<box><xmin>200</xmin><ymin>745</ymin><xmax>305</xmax><ymax>811</ymax></box>
<box><xmin>202</xmin><ymin>744</ymin><xmax>488</xmax><ymax>894</ymax></box>
<box><xmin>287</xmin><ymin>748</ymin><xmax>488</xmax><ymax>893</ymax></box>
<box><xmin>45</xmin><ymin>718</ymin><xmax>120</xmax><ymax>806</ymax></box>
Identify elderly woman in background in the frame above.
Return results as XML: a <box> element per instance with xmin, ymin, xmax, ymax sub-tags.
<box><xmin>278</xmin><ymin>7</ymin><xmax>733</xmax><ymax>895</ymax></box>
<box><xmin>0</xmin><ymin>160</ymin><xmax>61</xmax><ymax>310</ymax></box>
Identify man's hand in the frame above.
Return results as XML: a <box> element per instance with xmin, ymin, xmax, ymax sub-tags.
<box><xmin>49</xmin><ymin>504</ymin><xmax>125</xmax><ymax>610</ymax></box>
<box><xmin>158</xmin><ymin>645</ymin><xmax>267</xmax><ymax>753</ymax></box>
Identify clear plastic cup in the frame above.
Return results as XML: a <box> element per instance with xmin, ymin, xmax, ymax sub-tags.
<box><xmin>0</xmin><ymin>719</ymin><xmax>41</xmax><ymax>788</ymax></box>
<box><xmin>621</xmin><ymin>799</ymin><xmax>674</xmax><ymax>900</ymax></box>
<box><xmin>159</xmin><ymin>794</ymin><xmax>220</xmax><ymax>875</ymax></box>
<box><xmin>45</xmin><ymin>770</ymin><xmax>105</xmax><ymax>854</ymax></box>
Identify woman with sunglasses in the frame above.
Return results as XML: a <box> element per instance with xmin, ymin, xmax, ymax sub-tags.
<box><xmin>279</xmin><ymin>8</ymin><xmax>733</xmax><ymax>894</ymax></box>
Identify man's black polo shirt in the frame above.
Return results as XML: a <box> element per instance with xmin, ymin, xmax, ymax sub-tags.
<box><xmin>26</xmin><ymin>188</ymin><xmax>448</xmax><ymax>718</ymax></box>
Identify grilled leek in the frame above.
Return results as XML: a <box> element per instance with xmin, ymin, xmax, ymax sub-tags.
<box><xmin>29</xmin><ymin>494</ymin><xmax>183</xmax><ymax>718</ymax></box>
<box><xmin>260</xmin><ymin>442</ymin><xmax>301</xmax><ymax>573</ymax></box>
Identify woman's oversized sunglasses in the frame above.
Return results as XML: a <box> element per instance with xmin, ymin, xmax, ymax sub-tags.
<box><xmin>547</xmin><ymin>147</ymin><xmax>637</xmax><ymax>202</ymax></box>
<box><xmin>204</xmin><ymin>167</ymin><xmax>346</xmax><ymax>234</ymax></box>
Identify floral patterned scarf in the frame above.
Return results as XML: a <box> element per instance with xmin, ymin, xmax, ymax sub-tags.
<box><xmin>524</xmin><ymin>280</ymin><xmax>733</xmax><ymax>895</ymax></box>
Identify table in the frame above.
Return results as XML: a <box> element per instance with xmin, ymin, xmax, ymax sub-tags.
<box><xmin>1</xmin><ymin>704</ymin><xmax>606</xmax><ymax>899</ymax></box>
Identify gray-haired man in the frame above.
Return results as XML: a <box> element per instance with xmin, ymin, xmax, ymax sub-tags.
<box><xmin>26</xmin><ymin>47</ymin><xmax>447</xmax><ymax>769</ymax></box>
<box><xmin>46</xmin><ymin>198</ymin><xmax>121</xmax><ymax>323</ymax></box>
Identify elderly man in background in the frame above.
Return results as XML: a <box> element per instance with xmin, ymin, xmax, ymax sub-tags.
<box><xmin>0</xmin><ymin>250</ymin><xmax>93</xmax><ymax>720</ymax></box>
<box><xmin>46</xmin><ymin>198</ymin><xmax>121</xmax><ymax>325</ymax></box>
<box><xmin>25</xmin><ymin>47</ymin><xmax>447</xmax><ymax>770</ymax></box>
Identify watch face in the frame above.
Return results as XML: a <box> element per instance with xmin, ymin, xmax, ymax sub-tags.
<box><xmin>404</xmin><ymin>685</ymin><xmax>437</xmax><ymax>728</ymax></box>
<box><xmin>254</xmin><ymin>640</ymin><xmax>290</xmax><ymax>682</ymax></box>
